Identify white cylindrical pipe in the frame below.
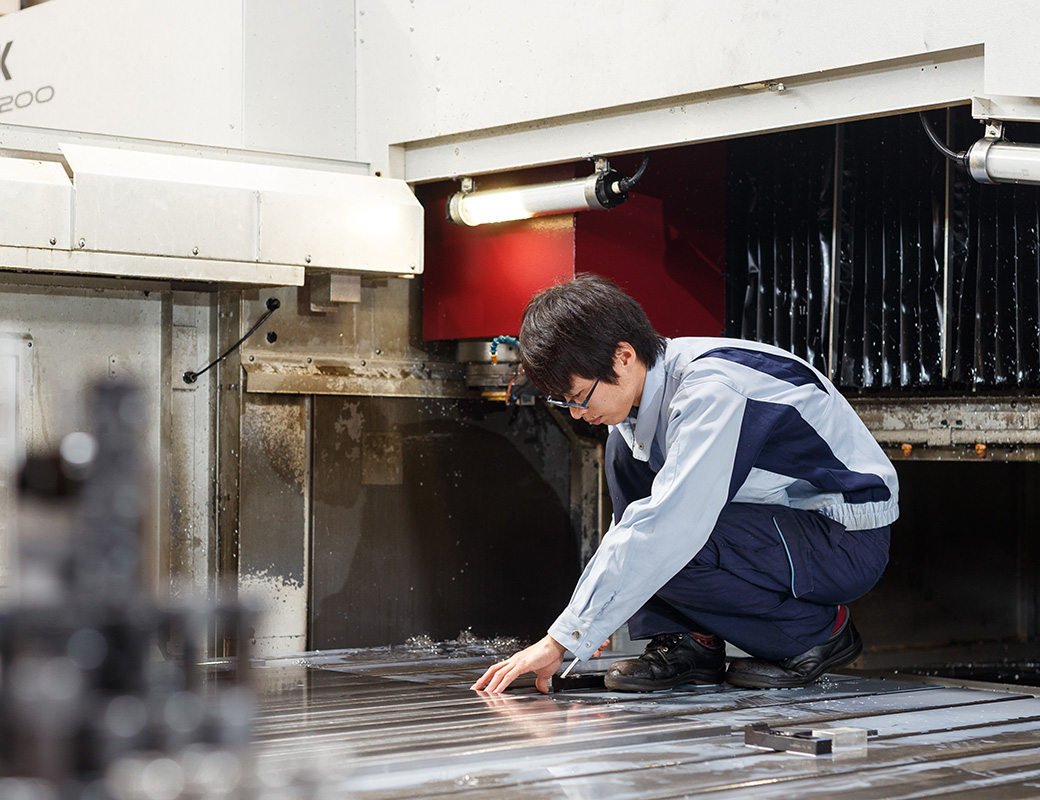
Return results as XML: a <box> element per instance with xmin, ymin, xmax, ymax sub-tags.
<box><xmin>968</xmin><ymin>139</ymin><xmax>1040</xmax><ymax>186</ymax></box>
<box><xmin>448</xmin><ymin>175</ymin><xmax>602</xmax><ymax>226</ymax></box>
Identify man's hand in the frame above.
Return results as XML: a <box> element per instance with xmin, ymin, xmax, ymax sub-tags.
<box><xmin>470</xmin><ymin>635</ymin><xmax>567</xmax><ymax>694</ymax></box>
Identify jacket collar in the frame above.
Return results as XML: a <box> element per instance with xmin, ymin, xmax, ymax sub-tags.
<box><xmin>614</xmin><ymin>346</ymin><xmax>667</xmax><ymax>463</ymax></box>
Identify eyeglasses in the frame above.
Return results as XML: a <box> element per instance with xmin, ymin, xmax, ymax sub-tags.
<box><xmin>545</xmin><ymin>378</ymin><xmax>600</xmax><ymax>409</ymax></box>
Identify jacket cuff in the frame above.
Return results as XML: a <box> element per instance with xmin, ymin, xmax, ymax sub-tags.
<box><xmin>548</xmin><ymin>610</ymin><xmax>610</xmax><ymax>662</ymax></box>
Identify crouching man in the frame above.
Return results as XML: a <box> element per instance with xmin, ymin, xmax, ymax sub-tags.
<box><xmin>472</xmin><ymin>274</ymin><xmax>897</xmax><ymax>694</ymax></box>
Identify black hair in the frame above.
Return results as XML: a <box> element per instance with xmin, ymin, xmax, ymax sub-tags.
<box><xmin>519</xmin><ymin>273</ymin><xmax>667</xmax><ymax>399</ymax></box>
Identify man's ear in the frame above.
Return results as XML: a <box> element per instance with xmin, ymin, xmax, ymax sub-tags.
<box><xmin>615</xmin><ymin>342</ymin><xmax>638</xmax><ymax>369</ymax></box>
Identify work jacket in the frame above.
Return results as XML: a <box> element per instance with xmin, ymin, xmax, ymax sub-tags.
<box><xmin>548</xmin><ymin>337</ymin><xmax>899</xmax><ymax>659</ymax></box>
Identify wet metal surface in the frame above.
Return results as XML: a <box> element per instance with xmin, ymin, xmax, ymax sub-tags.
<box><xmin>249</xmin><ymin>645</ymin><xmax>1040</xmax><ymax>798</ymax></box>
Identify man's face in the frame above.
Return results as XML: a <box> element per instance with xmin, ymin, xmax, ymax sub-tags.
<box><xmin>561</xmin><ymin>376</ymin><xmax>611</xmax><ymax>425</ymax></box>
<box><xmin>564</xmin><ymin>343</ymin><xmax>646</xmax><ymax>426</ymax></box>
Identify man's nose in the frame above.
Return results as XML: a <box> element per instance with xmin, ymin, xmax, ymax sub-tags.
<box><xmin>569</xmin><ymin>405</ymin><xmax>585</xmax><ymax>419</ymax></box>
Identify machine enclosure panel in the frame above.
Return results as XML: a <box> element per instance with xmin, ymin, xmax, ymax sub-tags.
<box><xmin>72</xmin><ymin>171</ymin><xmax>258</xmax><ymax>263</ymax></box>
<box><xmin>259</xmin><ymin>185</ymin><xmax>423</xmax><ymax>274</ymax></box>
<box><xmin>0</xmin><ymin>158</ymin><xmax>72</xmax><ymax>250</ymax></box>
<box><xmin>58</xmin><ymin>144</ymin><xmax>422</xmax><ymax>275</ymax></box>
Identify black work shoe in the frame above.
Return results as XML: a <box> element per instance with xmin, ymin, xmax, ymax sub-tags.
<box><xmin>604</xmin><ymin>633</ymin><xmax>725</xmax><ymax>692</ymax></box>
<box><xmin>725</xmin><ymin>615</ymin><xmax>863</xmax><ymax>689</ymax></box>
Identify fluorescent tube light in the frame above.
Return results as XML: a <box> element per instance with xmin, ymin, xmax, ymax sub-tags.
<box><xmin>447</xmin><ymin>156</ymin><xmax>648</xmax><ymax>226</ymax></box>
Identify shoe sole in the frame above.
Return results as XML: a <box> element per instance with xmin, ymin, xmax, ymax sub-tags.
<box><xmin>725</xmin><ymin>637</ymin><xmax>863</xmax><ymax>689</ymax></box>
<box><xmin>604</xmin><ymin>670</ymin><xmax>725</xmax><ymax>693</ymax></box>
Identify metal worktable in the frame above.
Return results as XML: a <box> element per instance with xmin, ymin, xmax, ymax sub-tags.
<box><xmin>249</xmin><ymin>642</ymin><xmax>1040</xmax><ymax>798</ymax></box>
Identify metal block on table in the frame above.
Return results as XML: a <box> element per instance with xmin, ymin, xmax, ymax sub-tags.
<box><xmin>745</xmin><ymin>723</ymin><xmax>878</xmax><ymax>756</ymax></box>
<box><xmin>744</xmin><ymin>723</ymin><xmax>833</xmax><ymax>755</ymax></box>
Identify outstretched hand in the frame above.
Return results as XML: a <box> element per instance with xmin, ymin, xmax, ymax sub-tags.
<box><xmin>471</xmin><ymin>636</ymin><xmax>612</xmax><ymax>694</ymax></box>
<box><xmin>470</xmin><ymin>635</ymin><xmax>567</xmax><ymax>694</ymax></box>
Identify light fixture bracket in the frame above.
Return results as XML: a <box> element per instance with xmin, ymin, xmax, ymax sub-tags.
<box><xmin>966</xmin><ymin>119</ymin><xmax>1040</xmax><ymax>186</ymax></box>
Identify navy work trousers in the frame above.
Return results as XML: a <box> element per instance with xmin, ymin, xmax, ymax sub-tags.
<box><xmin>606</xmin><ymin>429</ymin><xmax>890</xmax><ymax>661</ymax></box>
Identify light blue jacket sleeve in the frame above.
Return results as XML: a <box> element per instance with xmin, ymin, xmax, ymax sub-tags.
<box><xmin>548</xmin><ymin>379</ymin><xmax>748</xmax><ymax>659</ymax></box>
